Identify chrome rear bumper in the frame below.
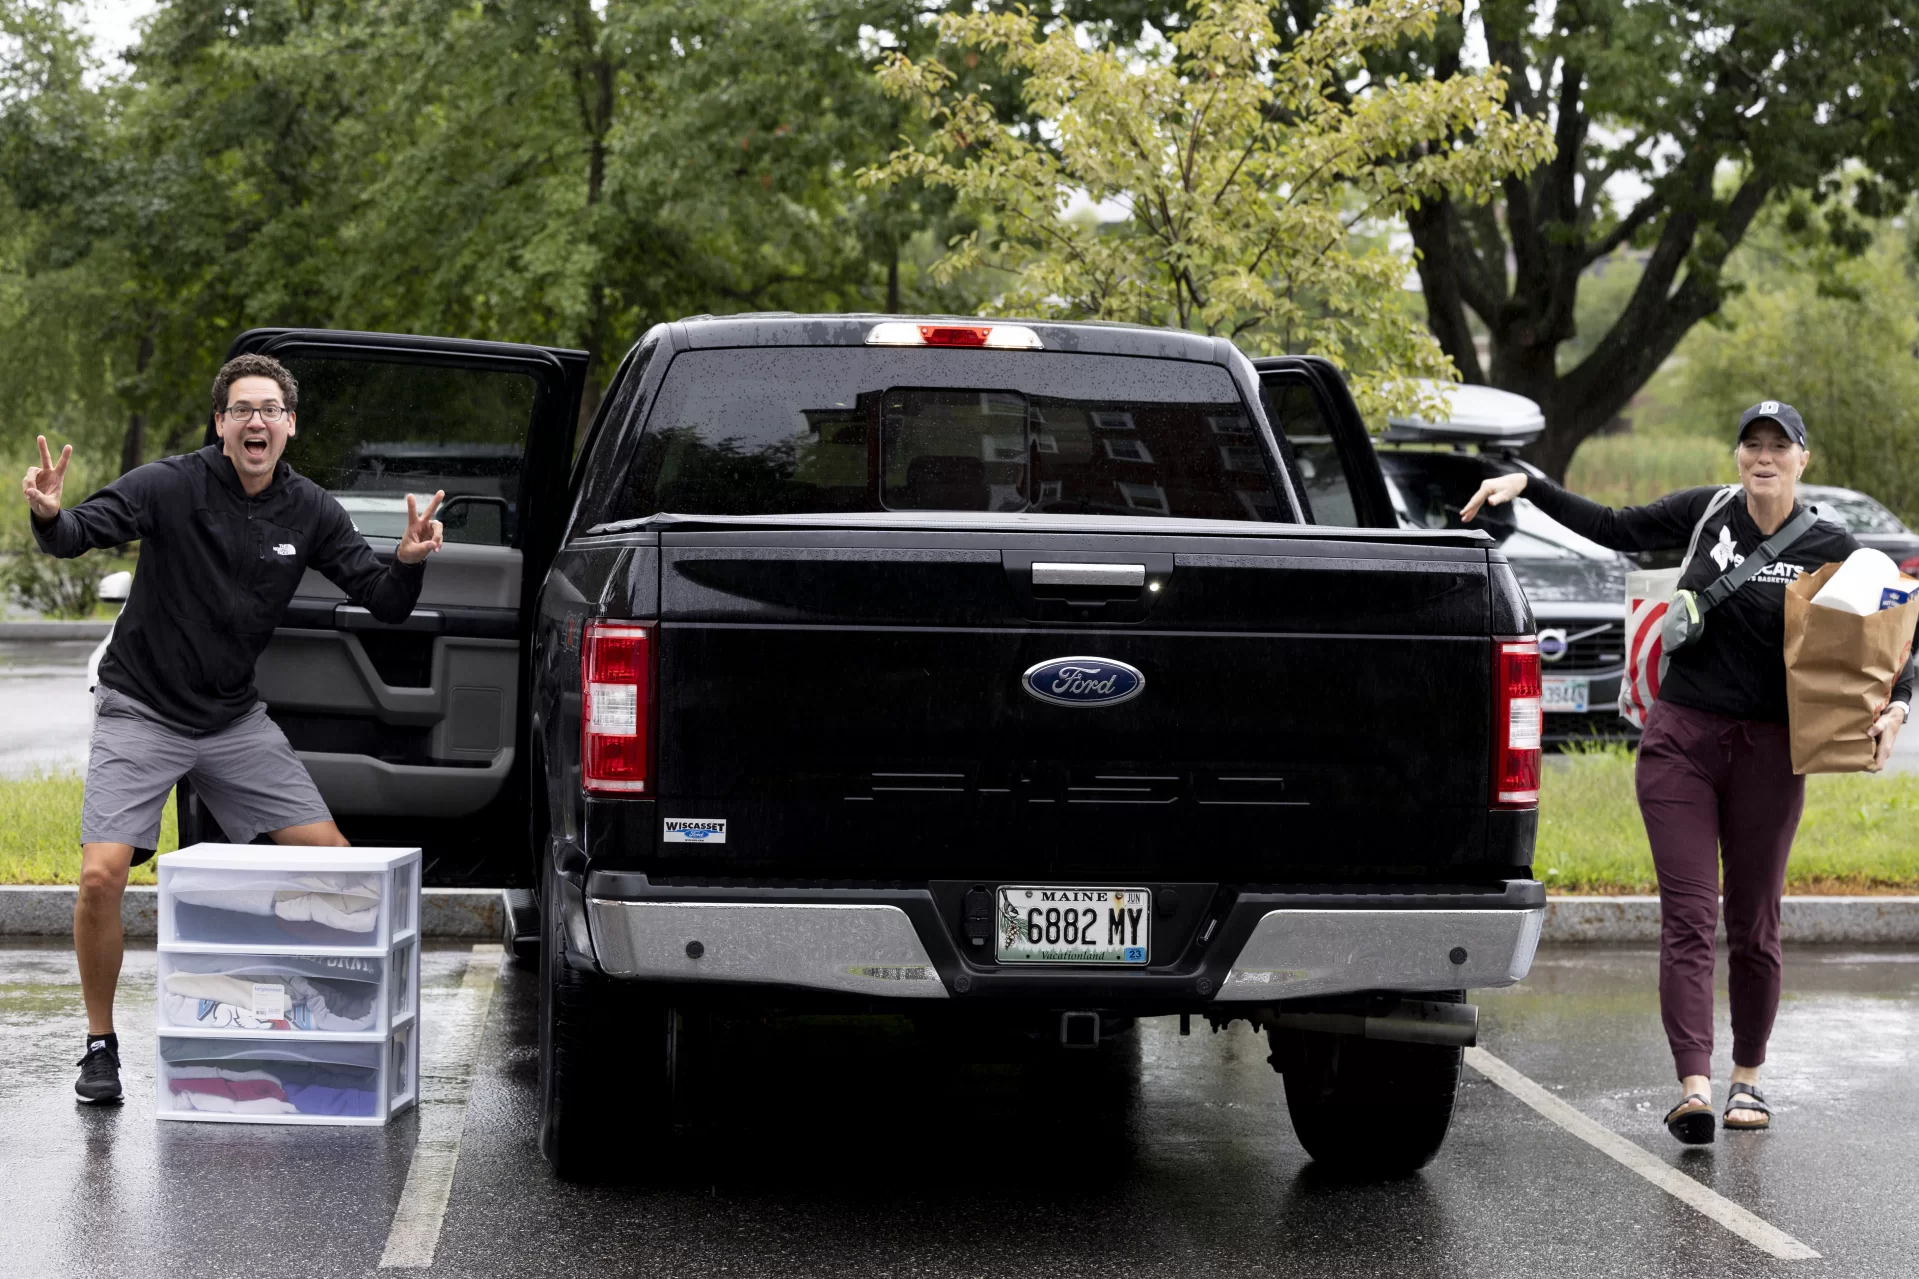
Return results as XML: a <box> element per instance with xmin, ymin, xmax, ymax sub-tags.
<box><xmin>1212</xmin><ymin>907</ymin><xmax>1544</xmax><ymax>1001</ymax></box>
<box><xmin>588</xmin><ymin>900</ymin><xmax>949</xmax><ymax>999</ymax></box>
<box><xmin>584</xmin><ymin>883</ymin><xmax>1545</xmax><ymax>1004</ymax></box>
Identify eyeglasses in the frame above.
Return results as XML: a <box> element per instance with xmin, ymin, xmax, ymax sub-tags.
<box><xmin>224</xmin><ymin>404</ymin><xmax>289</xmax><ymax>424</ymax></box>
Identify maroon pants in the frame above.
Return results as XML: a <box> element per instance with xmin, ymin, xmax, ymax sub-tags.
<box><xmin>1634</xmin><ymin>699</ymin><xmax>1805</xmax><ymax>1080</ymax></box>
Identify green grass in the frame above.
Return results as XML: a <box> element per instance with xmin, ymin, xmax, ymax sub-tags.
<box><xmin>0</xmin><ymin>773</ymin><xmax>175</xmax><ymax>885</ymax></box>
<box><xmin>5</xmin><ymin>758</ymin><xmax>1917</xmax><ymax>893</ymax></box>
<box><xmin>1537</xmin><ymin>744</ymin><xmax>1919</xmax><ymax>894</ymax></box>
<box><xmin>1563</xmin><ymin>432</ymin><xmax>1736</xmax><ymax>510</ymax></box>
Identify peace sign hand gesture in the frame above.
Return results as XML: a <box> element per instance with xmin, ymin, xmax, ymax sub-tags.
<box><xmin>395</xmin><ymin>490</ymin><xmax>446</xmax><ymax>565</ymax></box>
<box><xmin>22</xmin><ymin>435</ymin><xmax>71</xmax><ymax>521</ymax></box>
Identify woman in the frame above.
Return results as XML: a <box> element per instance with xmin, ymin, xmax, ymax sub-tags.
<box><xmin>1461</xmin><ymin>401</ymin><xmax>1915</xmax><ymax>1144</ymax></box>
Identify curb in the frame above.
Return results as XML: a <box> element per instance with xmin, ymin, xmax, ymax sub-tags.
<box><xmin>1543</xmin><ymin>895</ymin><xmax>1919</xmax><ymax>944</ymax></box>
<box><xmin>0</xmin><ymin>621</ymin><xmax>111</xmax><ymax>640</ymax></box>
<box><xmin>0</xmin><ymin>885</ymin><xmax>501</xmax><ymax>940</ymax></box>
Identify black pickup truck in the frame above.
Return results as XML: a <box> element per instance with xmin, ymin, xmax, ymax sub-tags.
<box><xmin>189</xmin><ymin>316</ymin><xmax>1544</xmax><ymax>1181</ymax></box>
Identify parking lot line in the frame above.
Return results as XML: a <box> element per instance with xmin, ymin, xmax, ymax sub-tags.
<box><xmin>380</xmin><ymin>944</ymin><xmax>504</xmax><ymax>1270</ymax></box>
<box><xmin>1465</xmin><ymin>1046</ymin><xmax>1819</xmax><ymax>1261</ymax></box>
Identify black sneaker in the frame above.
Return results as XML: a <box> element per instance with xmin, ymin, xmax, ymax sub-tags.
<box><xmin>75</xmin><ymin>1039</ymin><xmax>123</xmax><ymax>1103</ymax></box>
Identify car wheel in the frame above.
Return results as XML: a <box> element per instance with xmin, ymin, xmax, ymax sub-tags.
<box><xmin>1271</xmin><ymin>998</ymin><xmax>1463</xmax><ymax>1178</ymax></box>
<box><xmin>537</xmin><ymin>854</ymin><xmax>676</xmax><ymax>1181</ymax></box>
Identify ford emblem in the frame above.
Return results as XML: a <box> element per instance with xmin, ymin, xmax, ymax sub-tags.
<box><xmin>1021</xmin><ymin>656</ymin><xmax>1145</xmax><ymax>708</ymax></box>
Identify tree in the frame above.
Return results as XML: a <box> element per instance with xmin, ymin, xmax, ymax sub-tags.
<box><xmin>1387</xmin><ymin>0</ymin><xmax>1919</xmax><ymax>477</ymax></box>
<box><xmin>1662</xmin><ymin>199</ymin><xmax>1919</xmax><ymax>523</ymax></box>
<box><xmin>0</xmin><ymin>0</ymin><xmax>154</xmax><ymax>472</ymax></box>
<box><xmin>1</xmin><ymin>0</ymin><xmax>985</xmax><ymax>460</ymax></box>
<box><xmin>863</xmin><ymin>0</ymin><xmax>1552</xmax><ymax>418</ymax></box>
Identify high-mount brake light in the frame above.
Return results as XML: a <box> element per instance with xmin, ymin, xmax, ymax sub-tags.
<box><xmin>1491</xmin><ymin>637</ymin><xmax>1542</xmax><ymax>807</ymax></box>
<box><xmin>582</xmin><ymin>621</ymin><xmax>653</xmax><ymax>795</ymax></box>
<box><xmin>865</xmin><ymin>321</ymin><xmax>1044</xmax><ymax>350</ymax></box>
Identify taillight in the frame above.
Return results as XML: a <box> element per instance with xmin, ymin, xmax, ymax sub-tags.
<box><xmin>1902</xmin><ymin>554</ymin><xmax>1919</xmax><ymax>577</ymax></box>
<box><xmin>865</xmin><ymin>321</ymin><xmax>1044</xmax><ymax>350</ymax></box>
<box><xmin>582</xmin><ymin>620</ymin><xmax>652</xmax><ymax>795</ymax></box>
<box><xmin>1492</xmin><ymin>637</ymin><xmax>1542</xmax><ymax>807</ymax></box>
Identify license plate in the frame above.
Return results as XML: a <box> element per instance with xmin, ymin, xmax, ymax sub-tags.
<box><xmin>996</xmin><ymin>886</ymin><xmax>1150</xmax><ymax>964</ymax></box>
<box><xmin>1542</xmin><ymin>676</ymin><xmax>1589</xmax><ymax>713</ymax></box>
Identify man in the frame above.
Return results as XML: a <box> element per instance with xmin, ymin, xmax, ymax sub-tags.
<box><xmin>21</xmin><ymin>353</ymin><xmax>446</xmax><ymax>1103</ymax></box>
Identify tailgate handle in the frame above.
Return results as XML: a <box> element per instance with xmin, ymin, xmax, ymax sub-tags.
<box><xmin>1031</xmin><ymin>562</ymin><xmax>1146</xmax><ymax>589</ymax></box>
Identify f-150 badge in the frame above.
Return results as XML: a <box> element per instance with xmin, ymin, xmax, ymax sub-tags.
<box><xmin>1021</xmin><ymin>657</ymin><xmax>1145</xmax><ymax>708</ymax></box>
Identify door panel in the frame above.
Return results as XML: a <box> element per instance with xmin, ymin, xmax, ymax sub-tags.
<box><xmin>293</xmin><ymin>543</ymin><xmax>523</xmax><ymax>609</ymax></box>
<box><xmin>184</xmin><ymin>329</ymin><xmax>584</xmax><ymax>884</ymax></box>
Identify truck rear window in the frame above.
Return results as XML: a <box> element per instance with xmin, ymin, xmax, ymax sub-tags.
<box><xmin>613</xmin><ymin>349</ymin><xmax>1283</xmax><ymax>522</ymax></box>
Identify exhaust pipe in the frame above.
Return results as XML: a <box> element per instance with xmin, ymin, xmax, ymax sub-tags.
<box><xmin>1256</xmin><ymin>999</ymin><xmax>1477</xmax><ymax>1048</ymax></box>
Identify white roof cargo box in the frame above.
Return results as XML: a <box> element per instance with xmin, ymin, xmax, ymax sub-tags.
<box><xmin>1382</xmin><ymin>379</ymin><xmax>1546</xmax><ymax>446</ymax></box>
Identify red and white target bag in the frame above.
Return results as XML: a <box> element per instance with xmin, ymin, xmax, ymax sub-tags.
<box><xmin>1619</xmin><ymin>486</ymin><xmax>1738</xmax><ymax>728</ymax></box>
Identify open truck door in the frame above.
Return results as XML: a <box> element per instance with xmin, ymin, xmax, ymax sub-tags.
<box><xmin>179</xmin><ymin>329</ymin><xmax>586</xmax><ymax>884</ymax></box>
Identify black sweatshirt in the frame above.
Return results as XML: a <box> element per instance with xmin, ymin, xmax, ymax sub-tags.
<box><xmin>32</xmin><ymin>445</ymin><xmax>425</xmax><ymax>732</ymax></box>
<box><xmin>1524</xmin><ymin>480</ymin><xmax>1917</xmax><ymax>723</ymax></box>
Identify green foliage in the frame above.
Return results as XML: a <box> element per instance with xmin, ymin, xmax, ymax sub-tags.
<box><xmin>0</xmin><ymin>0</ymin><xmax>978</xmax><ymax>484</ymax></box>
<box><xmin>1536</xmin><ymin>745</ymin><xmax>1919</xmax><ymax>894</ymax></box>
<box><xmin>1564</xmin><ymin>433</ymin><xmax>1738</xmax><ymax>512</ymax></box>
<box><xmin>3</xmin><ymin>544</ymin><xmax>97</xmax><ymax>617</ymax></box>
<box><xmin>1663</xmin><ymin>211</ymin><xmax>1919</xmax><ymax>524</ymax></box>
<box><xmin>864</xmin><ymin>0</ymin><xmax>1553</xmax><ymax>421</ymax></box>
<box><xmin>1383</xmin><ymin>0</ymin><xmax>1919</xmax><ymax>477</ymax></box>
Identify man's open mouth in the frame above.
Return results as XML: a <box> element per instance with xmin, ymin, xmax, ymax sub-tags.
<box><xmin>242</xmin><ymin>435</ymin><xmax>268</xmax><ymax>459</ymax></box>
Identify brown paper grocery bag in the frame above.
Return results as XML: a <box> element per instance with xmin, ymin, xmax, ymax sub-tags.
<box><xmin>1784</xmin><ymin>563</ymin><xmax>1919</xmax><ymax>773</ymax></box>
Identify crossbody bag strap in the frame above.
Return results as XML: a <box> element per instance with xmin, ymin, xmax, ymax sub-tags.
<box><xmin>1695</xmin><ymin>503</ymin><xmax>1823</xmax><ymax>611</ymax></box>
<box><xmin>1677</xmin><ymin>485</ymin><xmax>1740</xmax><ymax>575</ymax></box>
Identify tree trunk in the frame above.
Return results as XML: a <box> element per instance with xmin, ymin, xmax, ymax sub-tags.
<box><xmin>118</xmin><ymin>329</ymin><xmax>155</xmax><ymax>475</ymax></box>
<box><xmin>119</xmin><ymin>411</ymin><xmax>146</xmax><ymax>476</ymax></box>
<box><xmin>576</xmin><ymin>368</ymin><xmax>604</xmax><ymax>447</ymax></box>
<box><xmin>886</xmin><ymin>245</ymin><xmax>900</xmax><ymax>314</ymax></box>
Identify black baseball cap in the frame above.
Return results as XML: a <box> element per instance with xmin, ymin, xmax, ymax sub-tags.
<box><xmin>1736</xmin><ymin>400</ymin><xmax>1807</xmax><ymax>447</ymax></box>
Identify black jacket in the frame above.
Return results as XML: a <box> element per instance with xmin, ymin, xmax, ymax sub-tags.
<box><xmin>1526</xmin><ymin>481</ymin><xmax>1917</xmax><ymax>723</ymax></box>
<box><xmin>32</xmin><ymin>445</ymin><xmax>424</xmax><ymax>731</ymax></box>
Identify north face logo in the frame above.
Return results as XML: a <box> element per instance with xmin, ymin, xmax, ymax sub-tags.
<box><xmin>273</xmin><ymin>543</ymin><xmax>296</xmax><ymax>556</ymax></box>
<box><xmin>1709</xmin><ymin>525</ymin><xmax>1743</xmax><ymax>572</ymax></box>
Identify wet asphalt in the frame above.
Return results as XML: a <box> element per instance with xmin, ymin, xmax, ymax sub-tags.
<box><xmin>0</xmin><ymin>641</ymin><xmax>95</xmax><ymax>778</ymax></box>
<box><xmin>2</xmin><ymin>940</ymin><xmax>1916</xmax><ymax>1278</ymax></box>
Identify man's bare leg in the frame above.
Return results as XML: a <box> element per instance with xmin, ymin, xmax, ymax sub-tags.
<box><xmin>75</xmin><ymin>842</ymin><xmax>136</xmax><ymax>1035</ymax></box>
<box><xmin>269</xmin><ymin>819</ymin><xmax>350</xmax><ymax>847</ymax></box>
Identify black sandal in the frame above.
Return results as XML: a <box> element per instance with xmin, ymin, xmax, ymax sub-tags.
<box><xmin>1664</xmin><ymin>1093</ymin><xmax>1716</xmax><ymax>1145</ymax></box>
<box><xmin>1724</xmin><ymin>1083</ymin><xmax>1772</xmax><ymax>1132</ymax></box>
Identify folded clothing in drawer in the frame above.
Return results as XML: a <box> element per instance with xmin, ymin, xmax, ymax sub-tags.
<box><xmin>158</xmin><ymin>949</ymin><xmax>412</xmax><ymax>1034</ymax></box>
<box><xmin>159</xmin><ymin>1038</ymin><xmax>387</xmax><ymax>1118</ymax></box>
<box><xmin>167</xmin><ymin>870</ymin><xmax>383</xmax><ymax>946</ymax></box>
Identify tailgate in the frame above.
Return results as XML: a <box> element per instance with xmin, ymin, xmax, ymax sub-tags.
<box><xmin>649</xmin><ymin>524</ymin><xmax>1496</xmax><ymax>881</ymax></box>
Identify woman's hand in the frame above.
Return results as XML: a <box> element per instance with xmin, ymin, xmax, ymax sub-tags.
<box><xmin>1459</xmin><ymin>472</ymin><xmax>1529</xmax><ymax>523</ymax></box>
<box><xmin>1867</xmin><ymin>702</ymin><xmax>1909</xmax><ymax>773</ymax></box>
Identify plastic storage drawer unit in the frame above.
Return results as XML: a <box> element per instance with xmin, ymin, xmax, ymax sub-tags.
<box><xmin>156</xmin><ymin>940</ymin><xmax>418</xmax><ymax>1038</ymax></box>
<box><xmin>158</xmin><ymin>845</ymin><xmax>420</xmax><ymax>951</ymax></box>
<box><xmin>156</xmin><ymin>1029</ymin><xmax>418</xmax><ymax>1125</ymax></box>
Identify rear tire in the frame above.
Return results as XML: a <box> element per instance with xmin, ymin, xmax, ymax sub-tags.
<box><xmin>538</xmin><ymin>856</ymin><xmax>676</xmax><ymax>1181</ymax></box>
<box><xmin>1273</xmin><ymin>1003</ymin><xmax>1463</xmax><ymax>1178</ymax></box>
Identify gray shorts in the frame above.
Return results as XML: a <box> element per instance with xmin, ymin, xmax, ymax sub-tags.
<box><xmin>83</xmin><ymin>686</ymin><xmax>333</xmax><ymax>855</ymax></box>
